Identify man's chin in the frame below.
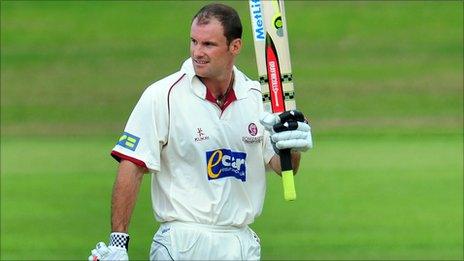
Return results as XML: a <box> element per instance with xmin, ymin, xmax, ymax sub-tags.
<box><xmin>193</xmin><ymin>68</ymin><xmax>208</xmax><ymax>78</ymax></box>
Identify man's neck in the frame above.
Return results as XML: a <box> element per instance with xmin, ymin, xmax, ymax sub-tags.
<box><xmin>199</xmin><ymin>70</ymin><xmax>235</xmax><ymax>99</ymax></box>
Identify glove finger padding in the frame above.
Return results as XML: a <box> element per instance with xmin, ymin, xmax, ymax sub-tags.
<box><xmin>97</xmin><ymin>242</ymin><xmax>108</xmax><ymax>250</ymax></box>
<box><xmin>272</xmin><ymin>122</ymin><xmax>311</xmax><ymax>140</ymax></box>
<box><xmin>260</xmin><ymin>112</ymin><xmax>280</xmax><ymax>132</ymax></box>
<box><xmin>89</xmin><ymin>236</ymin><xmax>129</xmax><ymax>261</ymax></box>
<box><xmin>89</xmin><ymin>242</ymin><xmax>109</xmax><ymax>261</ymax></box>
<box><xmin>272</xmin><ymin>130</ymin><xmax>309</xmax><ymax>142</ymax></box>
<box><xmin>260</xmin><ymin>111</ymin><xmax>313</xmax><ymax>152</ymax></box>
<box><xmin>278</xmin><ymin>110</ymin><xmax>305</xmax><ymax>123</ymax></box>
<box><xmin>97</xmin><ymin>242</ymin><xmax>110</xmax><ymax>255</ymax></box>
<box><xmin>271</xmin><ymin>122</ymin><xmax>313</xmax><ymax>151</ymax></box>
<box><xmin>276</xmin><ymin>138</ymin><xmax>312</xmax><ymax>151</ymax></box>
<box><xmin>89</xmin><ymin>250</ymin><xmax>98</xmax><ymax>261</ymax></box>
<box><xmin>273</xmin><ymin>121</ymin><xmax>299</xmax><ymax>133</ymax></box>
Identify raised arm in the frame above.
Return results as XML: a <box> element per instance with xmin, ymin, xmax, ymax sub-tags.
<box><xmin>261</xmin><ymin>110</ymin><xmax>312</xmax><ymax>177</ymax></box>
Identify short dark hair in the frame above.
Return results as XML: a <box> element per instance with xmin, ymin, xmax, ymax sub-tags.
<box><xmin>192</xmin><ymin>3</ymin><xmax>243</xmax><ymax>44</ymax></box>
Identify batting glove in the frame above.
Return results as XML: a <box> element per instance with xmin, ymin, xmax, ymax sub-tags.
<box><xmin>260</xmin><ymin>110</ymin><xmax>313</xmax><ymax>152</ymax></box>
<box><xmin>88</xmin><ymin>232</ymin><xmax>130</xmax><ymax>261</ymax></box>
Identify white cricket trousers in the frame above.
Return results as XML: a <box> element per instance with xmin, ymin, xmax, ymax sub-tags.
<box><xmin>149</xmin><ymin>221</ymin><xmax>261</xmax><ymax>260</ymax></box>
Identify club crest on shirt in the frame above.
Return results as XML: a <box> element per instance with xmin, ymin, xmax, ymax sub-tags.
<box><xmin>206</xmin><ymin>149</ymin><xmax>247</xmax><ymax>182</ymax></box>
<box><xmin>242</xmin><ymin>122</ymin><xmax>263</xmax><ymax>144</ymax></box>
<box><xmin>248</xmin><ymin>123</ymin><xmax>258</xmax><ymax>136</ymax></box>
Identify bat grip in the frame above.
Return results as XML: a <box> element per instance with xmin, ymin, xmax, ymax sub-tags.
<box><xmin>280</xmin><ymin>148</ymin><xmax>296</xmax><ymax>201</ymax></box>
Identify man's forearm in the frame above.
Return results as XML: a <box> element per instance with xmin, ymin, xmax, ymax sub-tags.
<box><xmin>269</xmin><ymin>150</ymin><xmax>301</xmax><ymax>176</ymax></box>
<box><xmin>290</xmin><ymin>150</ymin><xmax>301</xmax><ymax>174</ymax></box>
<box><xmin>111</xmin><ymin>160</ymin><xmax>146</xmax><ymax>233</ymax></box>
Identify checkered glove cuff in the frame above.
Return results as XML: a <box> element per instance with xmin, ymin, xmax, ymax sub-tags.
<box><xmin>109</xmin><ymin>232</ymin><xmax>130</xmax><ymax>251</ymax></box>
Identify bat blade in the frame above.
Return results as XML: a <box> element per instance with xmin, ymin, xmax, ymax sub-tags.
<box><xmin>265</xmin><ymin>34</ymin><xmax>285</xmax><ymax>113</ymax></box>
<box><xmin>250</xmin><ymin>0</ymin><xmax>297</xmax><ymax>201</ymax></box>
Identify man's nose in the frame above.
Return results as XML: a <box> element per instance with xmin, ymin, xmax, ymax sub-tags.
<box><xmin>192</xmin><ymin>45</ymin><xmax>204</xmax><ymax>58</ymax></box>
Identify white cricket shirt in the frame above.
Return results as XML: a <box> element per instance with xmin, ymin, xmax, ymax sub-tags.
<box><xmin>112</xmin><ymin>58</ymin><xmax>275</xmax><ymax>227</ymax></box>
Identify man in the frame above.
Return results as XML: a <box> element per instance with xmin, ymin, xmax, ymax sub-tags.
<box><xmin>89</xmin><ymin>3</ymin><xmax>312</xmax><ymax>261</ymax></box>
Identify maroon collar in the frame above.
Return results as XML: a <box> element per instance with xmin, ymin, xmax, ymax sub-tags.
<box><xmin>205</xmin><ymin>88</ymin><xmax>237</xmax><ymax>111</ymax></box>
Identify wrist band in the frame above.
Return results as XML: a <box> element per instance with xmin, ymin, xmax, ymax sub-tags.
<box><xmin>109</xmin><ymin>232</ymin><xmax>130</xmax><ymax>251</ymax></box>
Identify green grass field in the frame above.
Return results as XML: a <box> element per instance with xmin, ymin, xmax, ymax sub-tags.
<box><xmin>1</xmin><ymin>1</ymin><xmax>463</xmax><ymax>260</ymax></box>
<box><xmin>1</xmin><ymin>135</ymin><xmax>462</xmax><ymax>260</ymax></box>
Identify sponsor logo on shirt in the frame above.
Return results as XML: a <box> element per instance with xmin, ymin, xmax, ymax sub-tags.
<box><xmin>117</xmin><ymin>132</ymin><xmax>140</xmax><ymax>151</ymax></box>
<box><xmin>194</xmin><ymin>128</ymin><xmax>210</xmax><ymax>142</ymax></box>
<box><xmin>206</xmin><ymin>149</ymin><xmax>247</xmax><ymax>182</ymax></box>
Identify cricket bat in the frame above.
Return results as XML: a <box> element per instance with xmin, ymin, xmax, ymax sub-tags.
<box><xmin>249</xmin><ymin>0</ymin><xmax>298</xmax><ymax>201</ymax></box>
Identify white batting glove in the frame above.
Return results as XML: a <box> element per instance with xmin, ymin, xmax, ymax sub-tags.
<box><xmin>88</xmin><ymin>233</ymin><xmax>130</xmax><ymax>261</ymax></box>
<box><xmin>260</xmin><ymin>111</ymin><xmax>313</xmax><ymax>152</ymax></box>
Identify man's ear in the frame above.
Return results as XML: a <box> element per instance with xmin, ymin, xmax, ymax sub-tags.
<box><xmin>229</xmin><ymin>38</ymin><xmax>242</xmax><ymax>55</ymax></box>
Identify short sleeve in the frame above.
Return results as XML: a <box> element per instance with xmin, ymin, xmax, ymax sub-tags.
<box><xmin>111</xmin><ymin>87</ymin><xmax>167</xmax><ymax>172</ymax></box>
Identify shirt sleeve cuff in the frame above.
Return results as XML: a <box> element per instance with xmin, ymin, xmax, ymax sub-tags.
<box><xmin>111</xmin><ymin>150</ymin><xmax>148</xmax><ymax>168</ymax></box>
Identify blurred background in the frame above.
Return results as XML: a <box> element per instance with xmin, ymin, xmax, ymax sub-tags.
<box><xmin>1</xmin><ymin>1</ymin><xmax>462</xmax><ymax>260</ymax></box>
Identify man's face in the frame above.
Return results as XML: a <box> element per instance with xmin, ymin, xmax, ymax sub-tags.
<box><xmin>190</xmin><ymin>18</ymin><xmax>241</xmax><ymax>80</ymax></box>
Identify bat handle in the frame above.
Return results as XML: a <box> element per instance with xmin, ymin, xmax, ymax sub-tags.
<box><xmin>280</xmin><ymin>148</ymin><xmax>296</xmax><ymax>201</ymax></box>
